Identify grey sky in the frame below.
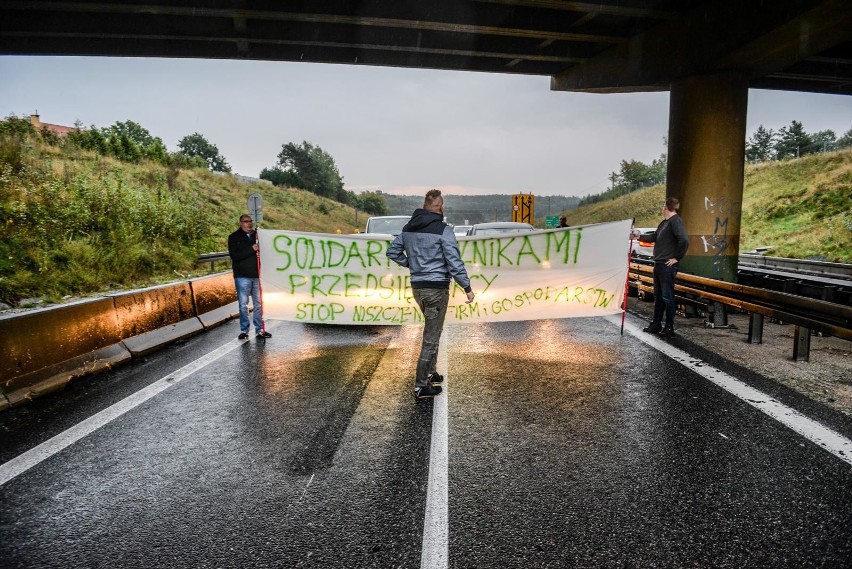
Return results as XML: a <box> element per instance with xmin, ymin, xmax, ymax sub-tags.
<box><xmin>2</xmin><ymin>56</ymin><xmax>850</xmax><ymax>197</ymax></box>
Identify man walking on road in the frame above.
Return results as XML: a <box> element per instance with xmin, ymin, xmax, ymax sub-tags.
<box><xmin>387</xmin><ymin>189</ymin><xmax>475</xmax><ymax>400</ymax></box>
<box><xmin>639</xmin><ymin>197</ymin><xmax>690</xmax><ymax>337</ymax></box>
<box><xmin>228</xmin><ymin>214</ymin><xmax>272</xmax><ymax>340</ymax></box>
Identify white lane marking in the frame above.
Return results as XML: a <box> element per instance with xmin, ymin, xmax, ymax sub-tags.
<box><xmin>421</xmin><ymin>326</ymin><xmax>450</xmax><ymax>569</ymax></box>
<box><xmin>610</xmin><ymin>315</ymin><xmax>852</xmax><ymax>466</ymax></box>
<box><xmin>0</xmin><ymin>333</ymin><xmax>255</xmax><ymax>487</ymax></box>
<box><xmin>299</xmin><ymin>473</ymin><xmax>315</xmax><ymax>502</ymax></box>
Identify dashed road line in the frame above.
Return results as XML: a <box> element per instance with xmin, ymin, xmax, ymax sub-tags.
<box><xmin>611</xmin><ymin>315</ymin><xmax>852</xmax><ymax>466</ymax></box>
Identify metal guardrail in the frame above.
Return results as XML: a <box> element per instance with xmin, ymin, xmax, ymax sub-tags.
<box><xmin>629</xmin><ymin>262</ymin><xmax>852</xmax><ymax>361</ymax></box>
<box><xmin>739</xmin><ymin>253</ymin><xmax>852</xmax><ymax>280</ymax></box>
<box><xmin>196</xmin><ymin>252</ymin><xmax>230</xmax><ymax>271</ymax></box>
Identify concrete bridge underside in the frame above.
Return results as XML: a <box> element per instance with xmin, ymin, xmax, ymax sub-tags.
<box><xmin>3</xmin><ymin>0</ymin><xmax>851</xmax><ymax>281</ymax></box>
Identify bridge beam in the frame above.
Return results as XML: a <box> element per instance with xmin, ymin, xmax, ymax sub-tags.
<box><xmin>666</xmin><ymin>72</ymin><xmax>748</xmax><ymax>282</ymax></box>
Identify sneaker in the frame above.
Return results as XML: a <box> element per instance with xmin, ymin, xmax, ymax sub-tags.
<box><xmin>659</xmin><ymin>327</ymin><xmax>676</xmax><ymax>337</ymax></box>
<box><xmin>427</xmin><ymin>372</ymin><xmax>444</xmax><ymax>385</ymax></box>
<box><xmin>238</xmin><ymin>332</ymin><xmax>249</xmax><ymax>340</ymax></box>
<box><xmin>414</xmin><ymin>385</ymin><xmax>442</xmax><ymax>400</ymax></box>
<box><xmin>642</xmin><ymin>323</ymin><xmax>662</xmax><ymax>333</ymax></box>
<box><xmin>256</xmin><ymin>331</ymin><xmax>272</xmax><ymax>339</ymax></box>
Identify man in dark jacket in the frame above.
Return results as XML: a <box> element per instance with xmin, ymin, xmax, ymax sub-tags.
<box><xmin>639</xmin><ymin>197</ymin><xmax>690</xmax><ymax>337</ymax></box>
<box><xmin>387</xmin><ymin>189</ymin><xmax>475</xmax><ymax>400</ymax></box>
<box><xmin>228</xmin><ymin>214</ymin><xmax>271</xmax><ymax>340</ymax></box>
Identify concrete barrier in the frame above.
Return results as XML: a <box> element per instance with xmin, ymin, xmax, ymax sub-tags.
<box><xmin>190</xmin><ymin>273</ymin><xmax>239</xmax><ymax>328</ymax></box>
<box><xmin>0</xmin><ymin>273</ymin><xmax>238</xmax><ymax>410</ymax></box>
<box><xmin>0</xmin><ymin>297</ymin><xmax>130</xmax><ymax>410</ymax></box>
<box><xmin>112</xmin><ymin>282</ymin><xmax>202</xmax><ymax>356</ymax></box>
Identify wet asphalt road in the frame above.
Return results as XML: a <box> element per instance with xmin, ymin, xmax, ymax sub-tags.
<box><xmin>1</xmin><ymin>315</ymin><xmax>851</xmax><ymax>568</ymax></box>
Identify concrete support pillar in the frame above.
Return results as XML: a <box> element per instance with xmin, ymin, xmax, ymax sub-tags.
<box><xmin>667</xmin><ymin>73</ymin><xmax>749</xmax><ymax>282</ymax></box>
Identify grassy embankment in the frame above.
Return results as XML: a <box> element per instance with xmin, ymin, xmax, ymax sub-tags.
<box><xmin>0</xmin><ymin>137</ymin><xmax>363</xmax><ymax>306</ymax></box>
<box><xmin>556</xmin><ymin>148</ymin><xmax>852</xmax><ymax>263</ymax></box>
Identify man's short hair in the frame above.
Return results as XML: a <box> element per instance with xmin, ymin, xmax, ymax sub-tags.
<box><xmin>240</xmin><ymin>214</ymin><xmax>253</xmax><ymax>222</ymax></box>
<box><xmin>665</xmin><ymin>197</ymin><xmax>680</xmax><ymax>212</ymax></box>
<box><xmin>424</xmin><ymin>189</ymin><xmax>443</xmax><ymax>208</ymax></box>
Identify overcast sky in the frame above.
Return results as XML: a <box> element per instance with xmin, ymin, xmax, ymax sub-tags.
<box><xmin>2</xmin><ymin>56</ymin><xmax>850</xmax><ymax>197</ymax></box>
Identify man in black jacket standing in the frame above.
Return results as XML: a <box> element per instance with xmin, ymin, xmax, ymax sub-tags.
<box><xmin>387</xmin><ymin>189</ymin><xmax>475</xmax><ymax>400</ymax></box>
<box><xmin>228</xmin><ymin>214</ymin><xmax>271</xmax><ymax>340</ymax></box>
<box><xmin>639</xmin><ymin>198</ymin><xmax>690</xmax><ymax>337</ymax></box>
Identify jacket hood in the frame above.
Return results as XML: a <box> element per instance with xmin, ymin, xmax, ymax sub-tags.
<box><xmin>405</xmin><ymin>208</ymin><xmax>444</xmax><ymax>232</ymax></box>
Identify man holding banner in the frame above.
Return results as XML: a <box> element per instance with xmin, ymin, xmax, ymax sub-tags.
<box><xmin>387</xmin><ymin>189</ymin><xmax>476</xmax><ymax>400</ymax></box>
<box><xmin>228</xmin><ymin>214</ymin><xmax>272</xmax><ymax>340</ymax></box>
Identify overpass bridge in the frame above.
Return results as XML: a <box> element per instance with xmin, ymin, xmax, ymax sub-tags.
<box><xmin>2</xmin><ymin>0</ymin><xmax>851</xmax><ymax>278</ymax></box>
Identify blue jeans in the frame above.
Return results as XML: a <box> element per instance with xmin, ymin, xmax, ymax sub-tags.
<box><xmin>652</xmin><ymin>262</ymin><xmax>679</xmax><ymax>329</ymax></box>
<box><xmin>235</xmin><ymin>277</ymin><xmax>264</xmax><ymax>333</ymax></box>
<box><xmin>413</xmin><ymin>288</ymin><xmax>449</xmax><ymax>388</ymax></box>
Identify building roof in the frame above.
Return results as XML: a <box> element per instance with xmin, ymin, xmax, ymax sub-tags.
<box><xmin>30</xmin><ymin>114</ymin><xmax>75</xmax><ymax>137</ymax></box>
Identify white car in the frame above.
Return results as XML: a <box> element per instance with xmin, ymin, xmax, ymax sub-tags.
<box><xmin>453</xmin><ymin>225</ymin><xmax>472</xmax><ymax>237</ymax></box>
<box><xmin>363</xmin><ymin>215</ymin><xmax>410</xmax><ymax>235</ymax></box>
<box><xmin>631</xmin><ymin>228</ymin><xmax>656</xmax><ymax>259</ymax></box>
<box><xmin>466</xmin><ymin>222</ymin><xmax>536</xmax><ymax>236</ymax></box>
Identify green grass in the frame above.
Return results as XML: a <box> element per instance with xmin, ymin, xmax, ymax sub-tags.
<box><xmin>0</xmin><ymin>137</ymin><xmax>364</xmax><ymax>305</ymax></box>
<box><xmin>551</xmin><ymin>149</ymin><xmax>852</xmax><ymax>263</ymax></box>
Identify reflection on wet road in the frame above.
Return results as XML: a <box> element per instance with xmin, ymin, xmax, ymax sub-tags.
<box><xmin>1</xmin><ymin>314</ymin><xmax>850</xmax><ymax>567</ymax></box>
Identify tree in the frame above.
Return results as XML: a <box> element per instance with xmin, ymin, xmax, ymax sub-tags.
<box><xmin>340</xmin><ymin>189</ymin><xmax>359</xmax><ymax>207</ymax></box>
<box><xmin>775</xmin><ymin>120</ymin><xmax>812</xmax><ymax>159</ymax></box>
<box><xmin>808</xmin><ymin>129</ymin><xmax>837</xmax><ymax>154</ymax></box>
<box><xmin>107</xmin><ymin>132</ymin><xmax>141</xmax><ymax>162</ymax></box>
<box><xmin>0</xmin><ymin>114</ymin><xmax>36</xmax><ymax>137</ymax></box>
<box><xmin>98</xmin><ymin>120</ymin><xmax>171</xmax><ymax>164</ymax></box>
<box><xmin>102</xmin><ymin>120</ymin><xmax>156</xmax><ymax>148</ymax></box>
<box><xmin>144</xmin><ymin>138</ymin><xmax>169</xmax><ymax>163</ymax></box>
<box><xmin>745</xmin><ymin>125</ymin><xmax>775</xmax><ymax>162</ymax></box>
<box><xmin>168</xmin><ymin>151</ymin><xmax>207</xmax><ymax>170</ymax></box>
<box><xmin>259</xmin><ymin>166</ymin><xmax>303</xmax><ymax>188</ymax></box>
<box><xmin>275</xmin><ymin>141</ymin><xmax>344</xmax><ymax>199</ymax></box>
<box><xmin>177</xmin><ymin>132</ymin><xmax>231</xmax><ymax>172</ymax></box>
<box><xmin>358</xmin><ymin>191</ymin><xmax>389</xmax><ymax>215</ymax></box>
<box><xmin>838</xmin><ymin>127</ymin><xmax>852</xmax><ymax>149</ymax></box>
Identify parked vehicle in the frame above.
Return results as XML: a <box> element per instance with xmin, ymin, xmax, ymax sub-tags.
<box><xmin>466</xmin><ymin>222</ymin><xmax>536</xmax><ymax>236</ymax></box>
<box><xmin>453</xmin><ymin>225</ymin><xmax>472</xmax><ymax>237</ymax></box>
<box><xmin>363</xmin><ymin>215</ymin><xmax>410</xmax><ymax>235</ymax></box>
<box><xmin>630</xmin><ymin>228</ymin><xmax>656</xmax><ymax>259</ymax></box>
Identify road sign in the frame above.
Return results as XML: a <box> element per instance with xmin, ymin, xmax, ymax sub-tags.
<box><xmin>247</xmin><ymin>193</ymin><xmax>263</xmax><ymax>224</ymax></box>
<box><xmin>545</xmin><ymin>216</ymin><xmax>559</xmax><ymax>228</ymax></box>
<box><xmin>511</xmin><ymin>194</ymin><xmax>534</xmax><ymax>223</ymax></box>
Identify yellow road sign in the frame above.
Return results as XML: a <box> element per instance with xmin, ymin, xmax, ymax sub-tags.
<box><xmin>512</xmin><ymin>194</ymin><xmax>534</xmax><ymax>223</ymax></box>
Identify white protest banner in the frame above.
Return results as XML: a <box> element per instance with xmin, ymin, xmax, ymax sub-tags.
<box><xmin>257</xmin><ymin>219</ymin><xmax>632</xmax><ymax>325</ymax></box>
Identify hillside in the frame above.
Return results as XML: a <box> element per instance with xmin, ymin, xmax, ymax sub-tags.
<box><xmin>558</xmin><ymin>148</ymin><xmax>852</xmax><ymax>263</ymax></box>
<box><xmin>0</xmin><ymin>137</ymin><xmax>363</xmax><ymax>306</ymax></box>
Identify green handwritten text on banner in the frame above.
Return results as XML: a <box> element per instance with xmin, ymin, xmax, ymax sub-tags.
<box><xmin>257</xmin><ymin>219</ymin><xmax>632</xmax><ymax>325</ymax></box>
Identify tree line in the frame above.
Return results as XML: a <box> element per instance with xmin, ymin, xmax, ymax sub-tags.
<box><xmin>746</xmin><ymin>121</ymin><xmax>852</xmax><ymax>162</ymax></box>
<box><xmin>2</xmin><ymin>113</ymin><xmax>389</xmax><ymax>216</ymax></box>
<box><xmin>581</xmin><ymin>149</ymin><xmax>667</xmax><ymax>206</ymax></box>
<box><xmin>1</xmin><ymin>114</ymin><xmax>231</xmax><ymax>173</ymax></box>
